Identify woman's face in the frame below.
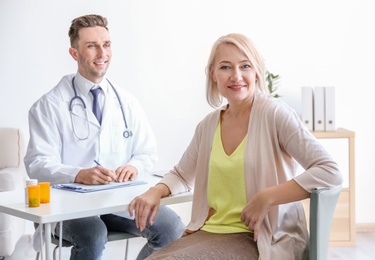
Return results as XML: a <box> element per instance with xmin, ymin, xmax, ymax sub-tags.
<box><xmin>211</xmin><ymin>43</ymin><xmax>257</xmax><ymax>105</ymax></box>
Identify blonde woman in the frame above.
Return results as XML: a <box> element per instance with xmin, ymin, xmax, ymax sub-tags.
<box><xmin>129</xmin><ymin>33</ymin><xmax>342</xmax><ymax>259</ymax></box>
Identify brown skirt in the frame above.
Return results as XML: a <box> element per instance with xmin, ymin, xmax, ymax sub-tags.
<box><xmin>146</xmin><ymin>230</ymin><xmax>259</xmax><ymax>260</ymax></box>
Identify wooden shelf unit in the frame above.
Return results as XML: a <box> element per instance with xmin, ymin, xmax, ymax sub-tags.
<box><xmin>301</xmin><ymin>128</ymin><xmax>356</xmax><ymax>247</ymax></box>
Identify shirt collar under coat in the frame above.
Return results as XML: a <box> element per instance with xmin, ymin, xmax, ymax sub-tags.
<box><xmin>74</xmin><ymin>72</ymin><xmax>109</xmax><ymax>97</ymax></box>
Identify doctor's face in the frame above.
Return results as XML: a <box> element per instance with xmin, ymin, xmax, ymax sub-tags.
<box><xmin>69</xmin><ymin>26</ymin><xmax>112</xmax><ymax>84</ymax></box>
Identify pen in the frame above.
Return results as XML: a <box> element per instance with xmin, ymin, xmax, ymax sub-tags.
<box><xmin>94</xmin><ymin>160</ymin><xmax>101</xmax><ymax>166</ymax></box>
<box><xmin>94</xmin><ymin>160</ymin><xmax>119</xmax><ymax>182</ymax></box>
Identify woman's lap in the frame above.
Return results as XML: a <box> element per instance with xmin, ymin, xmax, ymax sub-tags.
<box><xmin>146</xmin><ymin>230</ymin><xmax>259</xmax><ymax>260</ymax></box>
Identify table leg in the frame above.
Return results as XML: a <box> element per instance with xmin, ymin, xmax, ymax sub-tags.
<box><xmin>59</xmin><ymin>222</ymin><xmax>63</xmax><ymax>260</ymax></box>
<box><xmin>39</xmin><ymin>223</ymin><xmax>44</xmax><ymax>260</ymax></box>
<box><xmin>44</xmin><ymin>223</ymin><xmax>51</xmax><ymax>260</ymax></box>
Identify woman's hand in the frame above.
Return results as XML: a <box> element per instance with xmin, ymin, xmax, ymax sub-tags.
<box><xmin>240</xmin><ymin>190</ymin><xmax>271</xmax><ymax>242</ymax></box>
<box><xmin>240</xmin><ymin>180</ymin><xmax>310</xmax><ymax>242</ymax></box>
<box><xmin>128</xmin><ymin>183</ymin><xmax>170</xmax><ymax>231</ymax></box>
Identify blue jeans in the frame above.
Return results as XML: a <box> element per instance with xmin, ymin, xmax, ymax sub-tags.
<box><xmin>55</xmin><ymin>206</ymin><xmax>185</xmax><ymax>260</ymax></box>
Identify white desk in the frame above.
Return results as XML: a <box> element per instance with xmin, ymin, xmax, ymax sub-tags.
<box><xmin>0</xmin><ymin>175</ymin><xmax>193</xmax><ymax>260</ymax></box>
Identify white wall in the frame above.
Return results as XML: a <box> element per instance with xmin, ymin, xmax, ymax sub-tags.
<box><xmin>1</xmin><ymin>0</ymin><xmax>374</xmax><ymax>224</ymax></box>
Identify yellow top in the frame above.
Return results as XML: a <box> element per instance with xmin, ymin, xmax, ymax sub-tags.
<box><xmin>201</xmin><ymin>121</ymin><xmax>250</xmax><ymax>233</ymax></box>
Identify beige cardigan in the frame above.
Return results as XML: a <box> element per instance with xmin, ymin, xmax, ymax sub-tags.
<box><xmin>160</xmin><ymin>93</ymin><xmax>342</xmax><ymax>260</ymax></box>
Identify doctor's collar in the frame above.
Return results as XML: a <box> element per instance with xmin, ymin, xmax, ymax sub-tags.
<box><xmin>74</xmin><ymin>72</ymin><xmax>109</xmax><ymax>96</ymax></box>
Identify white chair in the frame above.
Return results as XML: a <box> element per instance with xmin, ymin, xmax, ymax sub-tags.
<box><xmin>309</xmin><ymin>185</ymin><xmax>342</xmax><ymax>260</ymax></box>
<box><xmin>0</xmin><ymin>127</ymin><xmax>27</xmax><ymax>257</ymax></box>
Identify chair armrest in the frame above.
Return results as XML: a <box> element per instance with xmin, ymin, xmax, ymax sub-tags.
<box><xmin>0</xmin><ymin>168</ymin><xmax>27</xmax><ymax>256</ymax></box>
<box><xmin>309</xmin><ymin>185</ymin><xmax>342</xmax><ymax>260</ymax></box>
<box><xmin>0</xmin><ymin>168</ymin><xmax>26</xmax><ymax>192</ymax></box>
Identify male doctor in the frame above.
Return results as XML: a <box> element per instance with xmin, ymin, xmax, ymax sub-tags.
<box><xmin>24</xmin><ymin>14</ymin><xmax>185</xmax><ymax>260</ymax></box>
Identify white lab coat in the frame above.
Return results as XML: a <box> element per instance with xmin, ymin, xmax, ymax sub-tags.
<box><xmin>24</xmin><ymin>73</ymin><xmax>158</xmax><ymax>184</ymax></box>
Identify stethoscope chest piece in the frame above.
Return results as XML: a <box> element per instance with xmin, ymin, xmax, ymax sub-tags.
<box><xmin>123</xmin><ymin>130</ymin><xmax>133</xmax><ymax>138</ymax></box>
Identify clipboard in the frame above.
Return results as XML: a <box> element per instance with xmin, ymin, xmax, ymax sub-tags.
<box><xmin>52</xmin><ymin>180</ymin><xmax>147</xmax><ymax>193</ymax></box>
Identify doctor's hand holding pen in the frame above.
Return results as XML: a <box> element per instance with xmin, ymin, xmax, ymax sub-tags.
<box><xmin>94</xmin><ymin>160</ymin><xmax>138</xmax><ymax>182</ymax></box>
<box><xmin>74</xmin><ymin>161</ymin><xmax>117</xmax><ymax>185</ymax></box>
<box><xmin>73</xmin><ymin>160</ymin><xmax>137</xmax><ymax>185</ymax></box>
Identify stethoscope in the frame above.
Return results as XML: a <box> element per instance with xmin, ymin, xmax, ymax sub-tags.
<box><xmin>69</xmin><ymin>76</ymin><xmax>133</xmax><ymax>140</ymax></box>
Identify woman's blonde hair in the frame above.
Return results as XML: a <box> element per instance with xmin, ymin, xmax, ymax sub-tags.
<box><xmin>205</xmin><ymin>33</ymin><xmax>267</xmax><ymax>108</ymax></box>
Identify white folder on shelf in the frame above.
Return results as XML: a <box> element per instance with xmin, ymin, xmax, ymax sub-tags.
<box><xmin>324</xmin><ymin>86</ymin><xmax>336</xmax><ymax>131</ymax></box>
<box><xmin>301</xmin><ymin>87</ymin><xmax>314</xmax><ymax>131</ymax></box>
<box><xmin>314</xmin><ymin>87</ymin><xmax>325</xmax><ymax>131</ymax></box>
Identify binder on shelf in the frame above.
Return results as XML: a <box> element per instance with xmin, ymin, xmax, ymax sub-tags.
<box><xmin>313</xmin><ymin>87</ymin><xmax>325</xmax><ymax>131</ymax></box>
<box><xmin>324</xmin><ymin>86</ymin><xmax>336</xmax><ymax>131</ymax></box>
<box><xmin>301</xmin><ymin>87</ymin><xmax>314</xmax><ymax>131</ymax></box>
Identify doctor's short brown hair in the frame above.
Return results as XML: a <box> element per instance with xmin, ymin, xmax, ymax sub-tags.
<box><xmin>68</xmin><ymin>14</ymin><xmax>108</xmax><ymax>48</ymax></box>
